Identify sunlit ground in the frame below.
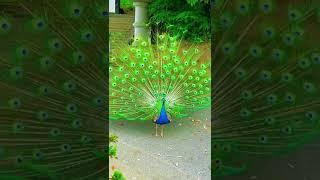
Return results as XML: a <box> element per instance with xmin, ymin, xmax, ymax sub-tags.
<box><xmin>109</xmin><ymin>108</ymin><xmax>211</xmax><ymax>180</ymax></box>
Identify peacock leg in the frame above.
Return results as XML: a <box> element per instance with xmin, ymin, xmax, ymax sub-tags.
<box><xmin>155</xmin><ymin>124</ymin><xmax>158</xmax><ymax>136</ymax></box>
<box><xmin>161</xmin><ymin>126</ymin><xmax>164</xmax><ymax>137</ymax></box>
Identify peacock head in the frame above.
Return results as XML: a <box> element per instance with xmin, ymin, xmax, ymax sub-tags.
<box><xmin>154</xmin><ymin>93</ymin><xmax>166</xmax><ymax>110</ymax></box>
<box><xmin>161</xmin><ymin>97</ymin><xmax>166</xmax><ymax>105</ymax></box>
<box><xmin>161</xmin><ymin>93</ymin><xmax>167</xmax><ymax>104</ymax></box>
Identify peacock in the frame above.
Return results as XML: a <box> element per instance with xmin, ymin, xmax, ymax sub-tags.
<box><xmin>0</xmin><ymin>1</ymin><xmax>108</xmax><ymax>179</ymax></box>
<box><xmin>109</xmin><ymin>34</ymin><xmax>211</xmax><ymax>136</ymax></box>
<box><xmin>212</xmin><ymin>0</ymin><xmax>320</xmax><ymax>177</ymax></box>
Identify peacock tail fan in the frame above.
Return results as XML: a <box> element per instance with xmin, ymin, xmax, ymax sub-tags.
<box><xmin>212</xmin><ymin>0</ymin><xmax>320</xmax><ymax>177</ymax></box>
<box><xmin>0</xmin><ymin>1</ymin><xmax>107</xmax><ymax>179</ymax></box>
<box><xmin>109</xmin><ymin>33</ymin><xmax>211</xmax><ymax>121</ymax></box>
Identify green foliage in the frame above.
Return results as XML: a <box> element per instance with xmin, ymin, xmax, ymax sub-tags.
<box><xmin>148</xmin><ymin>0</ymin><xmax>210</xmax><ymax>43</ymax></box>
<box><xmin>109</xmin><ymin>145</ymin><xmax>117</xmax><ymax>158</ymax></box>
<box><xmin>111</xmin><ymin>170</ymin><xmax>126</xmax><ymax>180</ymax></box>
<box><xmin>187</xmin><ymin>0</ymin><xmax>209</xmax><ymax>6</ymax></box>
<box><xmin>120</xmin><ymin>0</ymin><xmax>134</xmax><ymax>11</ymax></box>
<box><xmin>109</xmin><ymin>134</ymin><xmax>119</xmax><ymax>143</ymax></box>
<box><xmin>108</xmin><ymin>134</ymin><xmax>118</xmax><ymax>158</ymax></box>
<box><xmin>108</xmin><ymin>135</ymin><xmax>125</xmax><ymax>179</ymax></box>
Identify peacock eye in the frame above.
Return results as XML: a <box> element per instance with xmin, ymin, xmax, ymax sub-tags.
<box><xmin>16</xmin><ymin>156</ymin><xmax>23</xmax><ymax>164</ymax></box>
<box><xmin>295</xmin><ymin>31</ymin><xmax>301</xmax><ymax>36</ymax></box>
<box><xmin>288</xmin><ymin>9</ymin><xmax>302</xmax><ymax>21</ymax></box>
<box><xmin>222</xmin><ymin>19</ymin><xmax>227</xmax><ymax>24</ymax></box>
<box><xmin>22</xmin><ymin>49</ymin><xmax>27</xmax><ymax>55</ymax></box>
<box><xmin>54</xmin><ymin>42</ymin><xmax>59</xmax><ymax>48</ymax></box>
<box><xmin>283</xmin><ymin>34</ymin><xmax>295</xmax><ymax>46</ymax></box>
<box><xmin>266</xmin><ymin>30</ymin><xmax>271</xmax><ymax>35</ymax></box>
<box><xmin>61</xmin><ymin>144</ymin><xmax>71</xmax><ymax>152</ymax></box>
<box><xmin>37</xmin><ymin>21</ymin><xmax>44</xmax><ymax>28</ymax></box>
<box><xmin>74</xmin><ymin>8</ymin><xmax>80</xmax><ymax>15</ymax></box>
<box><xmin>1</xmin><ymin>23</ymin><xmax>8</xmax><ymax>30</ymax></box>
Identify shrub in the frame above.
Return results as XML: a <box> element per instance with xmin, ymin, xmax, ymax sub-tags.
<box><xmin>148</xmin><ymin>0</ymin><xmax>210</xmax><ymax>43</ymax></box>
<box><xmin>121</xmin><ymin>0</ymin><xmax>134</xmax><ymax>11</ymax></box>
<box><xmin>112</xmin><ymin>170</ymin><xmax>126</xmax><ymax>180</ymax></box>
<box><xmin>109</xmin><ymin>145</ymin><xmax>117</xmax><ymax>158</ymax></box>
<box><xmin>109</xmin><ymin>134</ymin><xmax>119</xmax><ymax>143</ymax></box>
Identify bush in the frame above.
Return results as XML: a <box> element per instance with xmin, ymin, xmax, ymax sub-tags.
<box><xmin>120</xmin><ymin>0</ymin><xmax>134</xmax><ymax>11</ymax></box>
<box><xmin>112</xmin><ymin>170</ymin><xmax>126</xmax><ymax>180</ymax></box>
<box><xmin>109</xmin><ymin>134</ymin><xmax>119</xmax><ymax>143</ymax></box>
<box><xmin>186</xmin><ymin>0</ymin><xmax>209</xmax><ymax>6</ymax></box>
<box><xmin>148</xmin><ymin>0</ymin><xmax>210</xmax><ymax>43</ymax></box>
<box><xmin>109</xmin><ymin>145</ymin><xmax>117</xmax><ymax>158</ymax></box>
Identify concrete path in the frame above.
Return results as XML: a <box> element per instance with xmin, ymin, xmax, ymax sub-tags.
<box><xmin>109</xmin><ymin>109</ymin><xmax>211</xmax><ymax>180</ymax></box>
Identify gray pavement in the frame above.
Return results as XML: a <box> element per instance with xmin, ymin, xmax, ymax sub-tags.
<box><xmin>109</xmin><ymin>109</ymin><xmax>211</xmax><ymax>180</ymax></box>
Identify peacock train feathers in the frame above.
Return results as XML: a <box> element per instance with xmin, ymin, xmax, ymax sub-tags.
<box><xmin>0</xmin><ymin>1</ymin><xmax>107</xmax><ymax>179</ymax></box>
<box><xmin>212</xmin><ymin>0</ymin><xmax>320</xmax><ymax>177</ymax></box>
<box><xmin>109</xmin><ymin>34</ymin><xmax>211</xmax><ymax>121</ymax></box>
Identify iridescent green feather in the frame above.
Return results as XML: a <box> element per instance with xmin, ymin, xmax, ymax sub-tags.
<box><xmin>0</xmin><ymin>0</ymin><xmax>107</xmax><ymax>179</ymax></box>
<box><xmin>213</xmin><ymin>0</ymin><xmax>320</xmax><ymax>177</ymax></box>
<box><xmin>109</xmin><ymin>34</ymin><xmax>211</xmax><ymax>121</ymax></box>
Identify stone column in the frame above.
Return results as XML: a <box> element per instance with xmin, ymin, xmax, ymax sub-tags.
<box><xmin>133</xmin><ymin>0</ymin><xmax>150</xmax><ymax>39</ymax></box>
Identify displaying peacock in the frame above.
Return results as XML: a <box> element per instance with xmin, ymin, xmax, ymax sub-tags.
<box><xmin>109</xmin><ymin>34</ymin><xmax>211</xmax><ymax>135</ymax></box>
<box><xmin>0</xmin><ymin>1</ymin><xmax>108</xmax><ymax>179</ymax></box>
<box><xmin>212</xmin><ymin>0</ymin><xmax>320</xmax><ymax>177</ymax></box>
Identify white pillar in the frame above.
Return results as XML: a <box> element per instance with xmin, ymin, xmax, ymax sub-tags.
<box><xmin>109</xmin><ymin>0</ymin><xmax>116</xmax><ymax>13</ymax></box>
<box><xmin>133</xmin><ymin>1</ymin><xmax>150</xmax><ymax>39</ymax></box>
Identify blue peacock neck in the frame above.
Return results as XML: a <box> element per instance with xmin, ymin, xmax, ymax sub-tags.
<box><xmin>156</xmin><ymin>98</ymin><xmax>170</xmax><ymax>124</ymax></box>
<box><xmin>161</xmin><ymin>98</ymin><xmax>166</xmax><ymax>113</ymax></box>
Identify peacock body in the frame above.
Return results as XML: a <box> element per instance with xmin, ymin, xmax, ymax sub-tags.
<box><xmin>212</xmin><ymin>0</ymin><xmax>320</xmax><ymax>177</ymax></box>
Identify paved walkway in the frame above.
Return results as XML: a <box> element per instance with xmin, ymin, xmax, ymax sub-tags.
<box><xmin>109</xmin><ymin>109</ymin><xmax>211</xmax><ymax>180</ymax></box>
